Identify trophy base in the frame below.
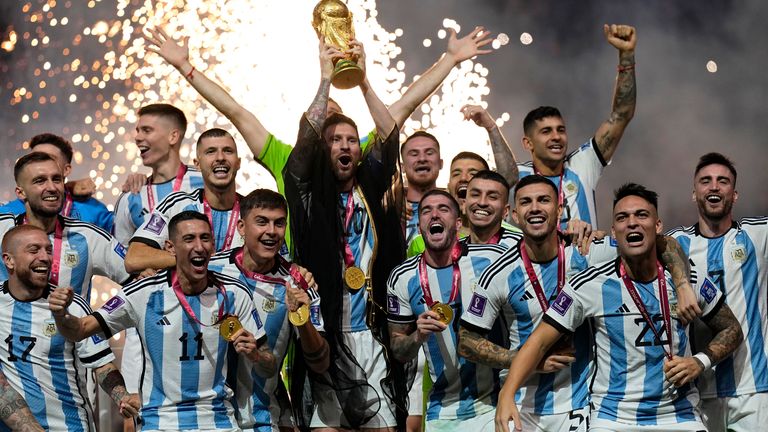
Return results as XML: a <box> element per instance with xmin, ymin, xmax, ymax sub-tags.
<box><xmin>332</xmin><ymin>59</ymin><xmax>364</xmax><ymax>89</ymax></box>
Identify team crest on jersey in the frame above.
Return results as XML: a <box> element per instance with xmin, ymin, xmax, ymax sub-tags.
<box><xmin>551</xmin><ymin>292</ymin><xmax>573</xmax><ymax>316</ymax></box>
<box><xmin>43</xmin><ymin>319</ymin><xmax>57</xmax><ymax>336</ymax></box>
<box><xmin>145</xmin><ymin>214</ymin><xmax>166</xmax><ymax>234</ymax></box>
<box><xmin>467</xmin><ymin>293</ymin><xmax>487</xmax><ymax>317</ymax></box>
<box><xmin>64</xmin><ymin>251</ymin><xmax>79</xmax><ymax>267</ymax></box>
<box><xmin>700</xmin><ymin>279</ymin><xmax>718</xmax><ymax>303</ymax></box>
<box><xmin>730</xmin><ymin>244</ymin><xmax>747</xmax><ymax>263</ymax></box>
<box><xmin>387</xmin><ymin>294</ymin><xmax>400</xmax><ymax>314</ymax></box>
<box><xmin>563</xmin><ymin>181</ymin><xmax>578</xmax><ymax>197</ymax></box>
<box><xmin>262</xmin><ymin>298</ymin><xmax>277</xmax><ymax>313</ymax></box>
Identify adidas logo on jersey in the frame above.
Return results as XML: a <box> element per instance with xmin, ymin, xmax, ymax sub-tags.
<box><xmin>156</xmin><ymin>316</ymin><xmax>171</xmax><ymax>326</ymax></box>
<box><xmin>519</xmin><ymin>291</ymin><xmax>534</xmax><ymax>302</ymax></box>
<box><xmin>616</xmin><ymin>304</ymin><xmax>630</xmax><ymax>313</ymax></box>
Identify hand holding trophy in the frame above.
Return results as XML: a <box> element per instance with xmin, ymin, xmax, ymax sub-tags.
<box><xmin>313</xmin><ymin>0</ymin><xmax>364</xmax><ymax>89</ymax></box>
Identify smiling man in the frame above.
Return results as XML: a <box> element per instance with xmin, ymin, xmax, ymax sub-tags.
<box><xmin>494</xmin><ymin>183</ymin><xmax>743</xmax><ymax>432</ymax></box>
<box><xmin>124</xmin><ymin>127</ymin><xmax>244</xmax><ymax>273</ymax></box>
<box><xmin>667</xmin><ymin>153</ymin><xmax>768</xmax><ymax>432</ymax></box>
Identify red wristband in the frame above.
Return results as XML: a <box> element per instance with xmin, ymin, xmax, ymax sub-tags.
<box><xmin>617</xmin><ymin>64</ymin><xmax>635</xmax><ymax>72</ymax></box>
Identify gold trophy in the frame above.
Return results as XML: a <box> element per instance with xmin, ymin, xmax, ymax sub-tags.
<box><xmin>313</xmin><ymin>0</ymin><xmax>364</xmax><ymax>89</ymax></box>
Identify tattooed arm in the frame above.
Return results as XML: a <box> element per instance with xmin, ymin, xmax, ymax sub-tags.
<box><xmin>250</xmin><ymin>336</ymin><xmax>278</xmax><ymax>378</ymax></box>
<box><xmin>461</xmin><ymin>105</ymin><xmax>519</xmax><ymax>188</ymax></box>
<box><xmin>593</xmin><ymin>24</ymin><xmax>637</xmax><ymax>162</ymax></box>
<box><xmin>657</xmin><ymin>235</ymin><xmax>702</xmax><ymax>324</ymax></box>
<box><xmin>458</xmin><ymin>326</ymin><xmax>514</xmax><ymax>369</ymax></box>
<box><xmin>306</xmin><ymin>41</ymin><xmax>342</xmax><ymax>132</ymax></box>
<box><xmin>388</xmin><ymin>322</ymin><xmax>422</xmax><ymax>363</ymax></box>
<box><xmin>95</xmin><ymin>363</ymin><xmax>139</xmax><ymax>418</ymax></box>
<box><xmin>0</xmin><ymin>370</ymin><xmax>44</xmax><ymax>432</ymax></box>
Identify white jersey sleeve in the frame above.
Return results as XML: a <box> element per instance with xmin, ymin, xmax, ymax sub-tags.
<box><xmin>584</xmin><ymin>236</ymin><xmax>619</xmax><ymax>266</ymax></box>
<box><xmin>386</xmin><ymin>256</ymin><xmax>419</xmax><ymax>323</ymax></box>
<box><xmin>90</xmin><ymin>231</ymin><xmax>131</xmax><ymax>284</ymax></box>
<box><xmin>71</xmin><ymin>294</ymin><xmax>115</xmax><ymax>369</ymax></box>
<box><xmin>566</xmin><ymin>138</ymin><xmax>607</xmax><ymax>192</ymax></box>
<box><xmin>542</xmin><ymin>281</ymin><xmax>588</xmax><ymax>334</ymax></box>
<box><xmin>130</xmin><ymin>209</ymin><xmax>171</xmax><ymax>249</ymax></box>
<box><xmin>306</xmin><ymin>284</ymin><xmax>325</xmax><ymax>332</ymax></box>
<box><xmin>461</xmin><ymin>249</ymin><xmax>516</xmax><ymax>332</ymax></box>
<box><xmin>695</xmin><ymin>276</ymin><xmax>724</xmax><ymax>319</ymax></box>
<box><xmin>92</xmin><ymin>289</ymin><xmax>137</xmax><ymax>338</ymax></box>
<box><xmin>113</xmin><ymin>192</ymin><xmax>137</xmax><ymax>246</ymax></box>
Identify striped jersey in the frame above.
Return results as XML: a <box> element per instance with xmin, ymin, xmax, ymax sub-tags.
<box><xmin>461</xmin><ymin>237</ymin><xmax>617</xmax><ymax>415</ymax></box>
<box><xmin>340</xmin><ymin>188</ymin><xmax>375</xmax><ymax>332</ymax></box>
<box><xmin>517</xmin><ymin>138</ymin><xmax>607</xmax><ymax>229</ymax></box>
<box><xmin>407</xmin><ymin>222</ymin><xmax>523</xmax><ymax>258</ymax></box>
<box><xmin>387</xmin><ymin>241</ymin><xmax>506</xmax><ymax>420</ymax></box>
<box><xmin>545</xmin><ymin>258</ymin><xmax>723</xmax><ymax>426</ymax></box>
<box><xmin>92</xmin><ymin>270</ymin><xmax>264</xmax><ymax>431</ymax></box>
<box><xmin>0</xmin><ymin>282</ymin><xmax>114</xmax><ymax>432</ymax></box>
<box><xmin>113</xmin><ymin>165</ymin><xmax>204</xmax><ymax>245</ymax></box>
<box><xmin>0</xmin><ymin>194</ymin><xmax>114</xmax><ymax>233</ymax></box>
<box><xmin>208</xmin><ymin>248</ymin><xmax>324</xmax><ymax>430</ymax></box>
<box><xmin>130</xmin><ymin>188</ymin><xmax>244</xmax><ymax>253</ymax></box>
<box><xmin>668</xmin><ymin>217</ymin><xmax>768</xmax><ymax>399</ymax></box>
<box><xmin>0</xmin><ymin>213</ymin><xmax>131</xmax><ymax>301</ymax></box>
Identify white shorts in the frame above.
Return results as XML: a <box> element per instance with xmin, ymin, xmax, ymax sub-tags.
<box><xmin>516</xmin><ymin>405</ymin><xmax>589</xmax><ymax>432</ymax></box>
<box><xmin>701</xmin><ymin>392</ymin><xmax>768</xmax><ymax>432</ymax></box>
<box><xmin>310</xmin><ymin>330</ymin><xmax>397</xmax><ymax>428</ymax></box>
<box><xmin>425</xmin><ymin>409</ymin><xmax>494</xmax><ymax>432</ymax></box>
<box><xmin>121</xmin><ymin>328</ymin><xmax>143</xmax><ymax>393</ymax></box>
<box><xmin>589</xmin><ymin>417</ymin><xmax>706</xmax><ymax>432</ymax></box>
<box><xmin>408</xmin><ymin>351</ymin><xmax>425</xmax><ymax>416</ymax></box>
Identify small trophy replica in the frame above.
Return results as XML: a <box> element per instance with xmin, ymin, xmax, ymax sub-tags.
<box><xmin>313</xmin><ymin>0</ymin><xmax>364</xmax><ymax>89</ymax></box>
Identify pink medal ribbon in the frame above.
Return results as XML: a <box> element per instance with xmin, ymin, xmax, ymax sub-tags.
<box><xmin>23</xmin><ymin>216</ymin><xmax>64</xmax><ymax>286</ymax></box>
<box><xmin>417</xmin><ymin>242</ymin><xmax>462</xmax><ymax>308</ymax></box>
<box><xmin>341</xmin><ymin>189</ymin><xmax>357</xmax><ymax>269</ymax></box>
<box><xmin>202</xmin><ymin>194</ymin><xmax>240</xmax><ymax>251</ymax></box>
<box><xmin>620</xmin><ymin>261</ymin><xmax>674</xmax><ymax>360</ymax></box>
<box><xmin>171</xmin><ymin>271</ymin><xmax>229</xmax><ymax>327</ymax></box>
<box><xmin>520</xmin><ymin>240</ymin><xmax>566</xmax><ymax>312</ymax></box>
<box><xmin>233</xmin><ymin>249</ymin><xmax>310</xmax><ymax>291</ymax></box>
<box><xmin>61</xmin><ymin>191</ymin><xmax>73</xmax><ymax>218</ymax></box>
<box><xmin>146</xmin><ymin>164</ymin><xmax>187</xmax><ymax>213</ymax></box>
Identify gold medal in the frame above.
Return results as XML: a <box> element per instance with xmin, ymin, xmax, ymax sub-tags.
<box><xmin>289</xmin><ymin>304</ymin><xmax>310</xmax><ymax>326</ymax></box>
<box><xmin>430</xmin><ymin>302</ymin><xmax>453</xmax><ymax>325</ymax></box>
<box><xmin>219</xmin><ymin>315</ymin><xmax>243</xmax><ymax>342</ymax></box>
<box><xmin>344</xmin><ymin>266</ymin><xmax>366</xmax><ymax>291</ymax></box>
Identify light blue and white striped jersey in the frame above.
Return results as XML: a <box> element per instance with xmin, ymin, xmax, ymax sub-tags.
<box><xmin>92</xmin><ymin>269</ymin><xmax>265</xmax><ymax>431</ymax></box>
<box><xmin>340</xmin><ymin>188</ymin><xmax>375</xmax><ymax>332</ymax></box>
<box><xmin>668</xmin><ymin>217</ymin><xmax>768</xmax><ymax>399</ymax></box>
<box><xmin>113</xmin><ymin>165</ymin><xmax>204</xmax><ymax>245</ymax></box>
<box><xmin>0</xmin><ymin>214</ymin><xmax>131</xmax><ymax>302</ymax></box>
<box><xmin>461</xmin><ymin>237</ymin><xmax>617</xmax><ymax>415</ymax></box>
<box><xmin>208</xmin><ymin>247</ymin><xmax>324</xmax><ymax>431</ymax></box>
<box><xmin>0</xmin><ymin>282</ymin><xmax>114</xmax><ymax>432</ymax></box>
<box><xmin>545</xmin><ymin>258</ymin><xmax>723</xmax><ymax>426</ymax></box>
<box><xmin>0</xmin><ymin>193</ymin><xmax>114</xmax><ymax>233</ymax></box>
<box><xmin>517</xmin><ymin>138</ymin><xmax>607</xmax><ymax>229</ymax></box>
<box><xmin>130</xmin><ymin>188</ymin><xmax>244</xmax><ymax>253</ymax></box>
<box><xmin>387</xmin><ymin>241</ymin><xmax>506</xmax><ymax>421</ymax></box>
<box><xmin>464</xmin><ymin>224</ymin><xmax>523</xmax><ymax>250</ymax></box>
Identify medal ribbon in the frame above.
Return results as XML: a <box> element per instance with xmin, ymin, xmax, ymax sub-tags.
<box><xmin>202</xmin><ymin>193</ymin><xmax>240</xmax><ymax>251</ymax></box>
<box><xmin>61</xmin><ymin>191</ymin><xmax>73</xmax><ymax>218</ymax></box>
<box><xmin>23</xmin><ymin>215</ymin><xmax>64</xmax><ymax>286</ymax></box>
<box><xmin>418</xmin><ymin>242</ymin><xmax>462</xmax><ymax>308</ymax></box>
<box><xmin>341</xmin><ymin>189</ymin><xmax>357</xmax><ymax>269</ymax></box>
<box><xmin>520</xmin><ymin>240</ymin><xmax>566</xmax><ymax>312</ymax></box>
<box><xmin>171</xmin><ymin>271</ymin><xmax>229</xmax><ymax>327</ymax></box>
<box><xmin>146</xmin><ymin>163</ymin><xmax>187</xmax><ymax>213</ymax></box>
<box><xmin>620</xmin><ymin>261</ymin><xmax>673</xmax><ymax>360</ymax></box>
<box><xmin>234</xmin><ymin>249</ymin><xmax>310</xmax><ymax>291</ymax></box>
<box><xmin>487</xmin><ymin>227</ymin><xmax>502</xmax><ymax>245</ymax></box>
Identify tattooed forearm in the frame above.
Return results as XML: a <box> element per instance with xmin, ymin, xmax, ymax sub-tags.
<box><xmin>657</xmin><ymin>235</ymin><xmax>691</xmax><ymax>289</ymax></box>
<box><xmin>0</xmin><ymin>373</ymin><xmax>44</xmax><ymax>432</ymax></box>
<box><xmin>487</xmin><ymin>125</ymin><xmax>519</xmax><ymax>188</ymax></box>
<box><xmin>388</xmin><ymin>322</ymin><xmax>421</xmax><ymax>363</ymax></box>
<box><xmin>96</xmin><ymin>364</ymin><xmax>129</xmax><ymax>406</ymax></box>
<box><xmin>252</xmin><ymin>342</ymin><xmax>278</xmax><ymax>378</ymax></box>
<box><xmin>597</xmin><ymin>51</ymin><xmax>636</xmax><ymax>157</ymax></box>
<box><xmin>702</xmin><ymin>304</ymin><xmax>743</xmax><ymax>365</ymax></box>
<box><xmin>458</xmin><ymin>326</ymin><xmax>514</xmax><ymax>369</ymax></box>
<box><xmin>306</xmin><ymin>77</ymin><xmax>332</xmax><ymax>131</ymax></box>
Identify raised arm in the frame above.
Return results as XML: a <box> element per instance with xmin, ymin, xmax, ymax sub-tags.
<box><xmin>144</xmin><ymin>27</ymin><xmax>270</xmax><ymax>157</ymax></box>
<box><xmin>306</xmin><ymin>41</ymin><xmax>343</xmax><ymax>131</ymax></box>
<box><xmin>461</xmin><ymin>104</ymin><xmax>518</xmax><ymax>187</ymax></box>
<box><xmin>350</xmin><ymin>40</ymin><xmax>396</xmax><ymax>137</ymax></box>
<box><xmin>48</xmin><ymin>287</ymin><xmax>103</xmax><ymax>342</ymax></box>
<box><xmin>389</xmin><ymin>27</ymin><xmax>493</xmax><ymax>127</ymax></box>
<box><xmin>592</xmin><ymin>24</ymin><xmax>637</xmax><ymax>162</ymax></box>
<box><xmin>0</xmin><ymin>370</ymin><xmax>44</xmax><ymax>432</ymax></box>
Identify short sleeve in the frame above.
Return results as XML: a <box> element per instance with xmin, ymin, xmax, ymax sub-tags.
<box><xmin>460</xmin><ymin>272</ymin><xmax>506</xmax><ymax>332</ymax></box>
<box><xmin>130</xmin><ymin>209</ymin><xmax>170</xmax><ymax>249</ymax></box>
<box><xmin>71</xmin><ymin>295</ymin><xmax>116</xmax><ymax>368</ymax></box>
<box><xmin>387</xmin><ymin>275</ymin><xmax>415</xmax><ymax>324</ymax></box>
<box><xmin>92</xmin><ymin>290</ymin><xmax>136</xmax><ymax>339</ymax></box>
<box><xmin>233</xmin><ymin>289</ymin><xmax>266</xmax><ymax>341</ymax></box>
<box><xmin>696</xmin><ymin>277</ymin><xmax>725</xmax><ymax>319</ymax></box>
<box><xmin>307</xmin><ymin>285</ymin><xmax>324</xmax><ymax>332</ymax></box>
<box><xmin>542</xmin><ymin>283</ymin><xmax>585</xmax><ymax>334</ymax></box>
<box><xmin>92</xmin><ymin>233</ymin><xmax>131</xmax><ymax>285</ymax></box>
<box><xmin>258</xmin><ymin>134</ymin><xmax>294</xmax><ymax>180</ymax></box>
<box><xmin>585</xmin><ymin>237</ymin><xmax>618</xmax><ymax>266</ymax></box>
<box><xmin>113</xmin><ymin>192</ymin><xmax>138</xmax><ymax>246</ymax></box>
<box><xmin>566</xmin><ymin>138</ymin><xmax>605</xmax><ymax>191</ymax></box>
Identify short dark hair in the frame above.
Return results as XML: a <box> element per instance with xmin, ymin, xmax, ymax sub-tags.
<box><xmin>402</xmin><ymin>131</ymin><xmax>440</xmax><ymax>154</ymax></box>
<box><xmin>513</xmin><ymin>174</ymin><xmax>558</xmax><ymax>201</ymax></box>
<box><xmin>418</xmin><ymin>189</ymin><xmax>460</xmax><ymax>217</ymax></box>
<box><xmin>1</xmin><ymin>225</ymin><xmax>47</xmax><ymax>255</ymax></box>
<box><xmin>321</xmin><ymin>112</ymin><xmax>359</xmax><ymax>141</ymax></box>
<box><xmin>196</xmin><ymin>128</ymin><xmax>234</xmax><ymax>148</ymax></box>
<box><xmin>138</xmin><ymin>103</ymin><xmax>188</xmax><ymax>137</ymax></box>
<box><xmin>694</xmin><ymin>152</ymin><xmax>737</xmax><ymax>183</ymax></box>
<box><xmin>241</xmin><ymin>189</ymin><xmax>287</xmax><ymax>218</ymax></box>
<box><xmin>523</xmin><ymin>106</ymin><xmax>563</xmax><ymax>136</ymax></box>
<box><xmin>613</xmin><ymin>182</ymin><xmax>658</xmax><ymax>210</ymax></box>
<box><xmin>14</xmin><ymin>152</ymin><xmax>58</xmax><ymax>183</ymax></box>
<box><xmin>168</xmin><ymin>211</ymin><xmax>211</xmax><ymax>240</ymax></box>
<box><xmin>29</xmin><ymin>133</ymin><xmax>74</xmax><ymax>164</ymax></box>
<box><xmin>470</xmin><ymin>169</ymin><xmax>511</xmax><ymax>191</ymax></box>
<box><xmin>450</xmin><ymin>151</ymin><xmax>489</xmax><ymax>170</ymax></box>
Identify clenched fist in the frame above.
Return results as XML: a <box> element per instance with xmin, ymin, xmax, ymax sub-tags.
<box><xmin>604</xmin><ymin>24</ymin><xmax>637</xmax><ymax>52</ymax></box>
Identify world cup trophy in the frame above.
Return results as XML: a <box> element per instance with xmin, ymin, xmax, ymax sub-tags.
<box><xmin>312</xmin><ymin>0</ymin><xmax>364</xmax><ymax>89</ymax></box>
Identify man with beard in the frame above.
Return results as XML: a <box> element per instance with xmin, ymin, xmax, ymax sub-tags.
<box><xmin>283</xmin><ymin>40</ymin><xmax>405</xmax><ymax>430</ymax></box>
<box><xmin>459</xmin><ymin>176</ymin><xmax>697</xmax><ymax>432</ymax></box>
<box><xmin>114</xmin><ymin>103</ymin><xmax>204</xmax><ymax>246</ymax></box>
<box><xmin>387</xmin><ymin>190</ymin><xmax>506</xmax><ymax>431</ymax></box>
<box><xmin>0</xmin><ymin>225</ymin><xmax>139</xmax><ymax>430</ymax></box>
<box><xmin>463</xmin><ymin>170</ymin><xmax>521</xmax><ymax>248</ymax></box>
<box><xmin>124</xmin><ymin>128</ymin><xmax>244</xmax><ymax>272</ymax></box>
<box><xmin>0</xmin><ymin>133</ymin><xmax>114</xmax><ymax>231</ymax></box>
<box><xmin>401</xmin><ymin>131</ymin><xmax>443</xmax><ymax>246</ymax></box>
<box><xmin>516</xmin><ymin>24</ymin><xmax>637</xmax><ymax>230</ymax></box>
<box><xmin>0</xmin><ymin>152</ymin><xmax>131</xmax><ymax>297</ymax></box>
<box><xmin>208</xmin><ymin>189</ymin><xmax>329</xmax><ymax>431</ymax></box>
<box><xmin>49</xmin><ymin>211</ymin><xmax>274</xmax><ymax>431</ymax></box>
<box><xmin>667</xmin><ymin>153</ymin><xmax>768</xmax><ymax>432</ymax></box>
<box><xmin>495</xmin><ymin>183</ymin><xmax>743</xmax><ymax>432</ymax></box>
